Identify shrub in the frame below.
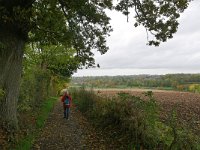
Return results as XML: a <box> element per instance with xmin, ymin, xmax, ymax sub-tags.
<box><xmin>71</xmin><ymin>88</ymin><xmax>200</xmax><ymax>149</ymax></box>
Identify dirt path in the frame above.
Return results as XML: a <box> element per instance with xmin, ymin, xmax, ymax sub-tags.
<box><xmin>32</xmin><ymin>100</ymin><xmax>108</xmax><ymax>150</ymax></box>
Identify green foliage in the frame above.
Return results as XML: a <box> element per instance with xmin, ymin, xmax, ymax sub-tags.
<box><xmin>70</xmin><ymin>86</ymin><xmax>96</xmax><ymax>114</ymax></box>
<box><xmin>42</xmin><ymin>45</ymin><xmax>80</xmax><ymax>77</ymax></box>
<box><xmin>15</xmin><ymin>135</ymin><xmax>34</xmax><ymax>150</ymax></box>
<box><xmin>15</xmin><ymin>97</ymin><xmax>57</xmax><ymax>150</ymax></box>
<box><xmin>29</xmin><ymin>0</ymin><xmax>113</xmax><ymax>67</ymax></box>
<box><xmin>19</xmin><ymin>44</ymin><xmax>73</xmax><ymax>112</ymax></box>
<box><xmin>116</xmin><ymin>92</ymin><xmax>162</xmax><ymax>148</ymax></box>
<box><xmin>72</xmin><ymin>74</ymin><xmax>200</xmax><ymax>93</ymax></box>
<box><xmin>1</xmin><ymin>0</ymin><xmax>192</xmax><ymax>66</ymax></box>
<box><xmin>36</xmin><ymin>97</ymin><xmax>57</xmax><ymax>128</ymax></box>
<box><xmin>71</xmin><ymin>88</ymin><xmax>200</xmax><ymax>149</ymax></box>
<box><xmin>24</xmin><ymin>43</ymin><xmax>79</xmax><ymax>77</ymax></box>
<box><xmin>188</xmin><ymin>84</ymin><xmax>200</xmax><ymax>93</ymax></box>
<box><xmin>19</xmin><ymin>55</ymin><xmax>37</xmax><ymax>111</ymax></box>
<box><xmin>1</xmin><ymin>0</ymin><xmax>113</xmax><ymax>66</ymax></box>
<box><xmin>19</xmin><ymin>66</ymin><xmax>51</xmax><ymax>111</ymax></box>
<box><xmin>167</xmin><ymin>108</ymin><xmax>200</xmax><ymax>149</ymax></box>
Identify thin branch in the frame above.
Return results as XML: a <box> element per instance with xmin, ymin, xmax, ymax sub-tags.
<box><xmin>145</xmin><ymin>28</ymin><xmax>149</xmax><ymax>41</ymax></box>
<box><xmin>133</xmin><ymin>0</ymin><xmax>156</xmax><ymax>42</ymax></box>
<box><xmin>58</xmin><ymin>0</ymin><xmax>68</xmax><ymax>19</ymax></box>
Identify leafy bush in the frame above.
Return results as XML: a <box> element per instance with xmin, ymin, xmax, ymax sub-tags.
<box><xmin>70</xmin><ymin>87</ymin><xmax>97</xmax><ymax>114</ymax></box>
<box><xmin>71</xmin><ymin>88</ymin><xmax>200</xmax><ymax>149</ymax></box>
<box><xmin>18</xmin><ymin>67</ymin><xmax>51</xmax><ymax>112</ymax></box>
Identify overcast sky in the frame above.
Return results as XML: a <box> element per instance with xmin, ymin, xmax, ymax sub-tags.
<box><xmin>73</xmin><ymin>1</ymin><xmax>200</xmax><ymax>77</ymax></box>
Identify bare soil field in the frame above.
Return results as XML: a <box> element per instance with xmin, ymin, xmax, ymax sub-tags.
<box><xmin>96</xmin><ymin>89</ymin><xmax>200</xmax><ymax>135</ymax></box>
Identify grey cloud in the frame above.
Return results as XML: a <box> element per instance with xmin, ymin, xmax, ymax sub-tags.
<box><xmin>74</xmin><ymin>1</ymin><xmax>200</xmax><ymax>76</ymax></box>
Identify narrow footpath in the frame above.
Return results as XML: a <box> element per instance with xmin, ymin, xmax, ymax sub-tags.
<box><xmin>32</xmin><ymin>100</ymin><xmax>111</xmax><ymax>150</ymax></box>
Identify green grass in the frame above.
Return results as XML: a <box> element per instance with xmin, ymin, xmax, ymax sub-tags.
<box><xmin>15</xmin><ymin>97</ymin><xmax>57</xmax><ymax>150</ymax></box>
<box><xmin>36</xmin><ymin>98</ymin><xmax>57</xmax><ymax>128</ymax></box>
<box><xmin>15</xmin><ymin>135</ymin><xmax>34</xmax><ymax>150</ymax></box>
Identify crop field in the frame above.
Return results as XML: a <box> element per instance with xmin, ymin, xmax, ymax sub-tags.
<box><xmin>96</xmin><ymin>89</ymin><xmax>200</xmax><ymax>136</ymax></box>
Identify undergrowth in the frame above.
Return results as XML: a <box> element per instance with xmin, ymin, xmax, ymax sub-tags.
<box><xmin>14</xmin><ymin>97</ymin><xmax>57</xmax><ymax>150</ymax></box>
<box><xmin>70</xmin><ymin>87</ymin><xmax>200</xmax><ymax>149</ymax></box>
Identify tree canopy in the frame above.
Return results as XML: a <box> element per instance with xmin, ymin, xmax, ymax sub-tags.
<box><xmin>0</xmin><ymin>0</ymin><xmax>192</xmax><ymax>64</ymax></box>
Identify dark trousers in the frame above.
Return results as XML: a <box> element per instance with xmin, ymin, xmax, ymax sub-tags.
<box><xmin>64</xmin><ymin>107</ymin><xmax>70</xmax><ymax>119</ymax></box>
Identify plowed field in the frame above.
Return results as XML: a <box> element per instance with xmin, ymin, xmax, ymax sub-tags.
<box><xmin>97</xmin><ymin>89</ymin><xmax>200</xmax><ymax>135</ymax></box>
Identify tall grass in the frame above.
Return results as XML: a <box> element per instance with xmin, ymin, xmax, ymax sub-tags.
<box><xmin>15</xmin><ymin>97</ymin><xmax>57</xmax><ymax>150</ymax></box>
<box><xmin>70</xmin><ymin>87</ymin><xmax>200</xmax><ymax>149</ymax></box>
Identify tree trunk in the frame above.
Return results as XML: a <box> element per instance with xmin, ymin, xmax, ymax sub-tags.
<box><xmin>0</xmin><ymin>27</ymin><xmax>25</xmax><ymax>130</ymax></box>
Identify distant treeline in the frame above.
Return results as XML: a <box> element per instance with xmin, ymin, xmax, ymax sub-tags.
<box><xmin>71</xmin><ymin>74</ymin><xmax>200</xmax><ymax>92</ymax></box>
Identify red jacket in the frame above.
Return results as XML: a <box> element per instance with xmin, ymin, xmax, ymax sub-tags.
<box><xmin>61</xmin><ymin>94</ymin><xmax>72</xmax><ymax>108</ymax></box>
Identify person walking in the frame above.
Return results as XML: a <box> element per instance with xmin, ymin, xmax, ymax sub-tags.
<box><xmin>60</xmin><ymin>90</ymin><xmax>72</xmax><ymax>119</ymax></box>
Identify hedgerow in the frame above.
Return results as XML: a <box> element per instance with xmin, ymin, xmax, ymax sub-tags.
<box><xmin>70</xmin><ymin>87</ymin><xmax>200</xmax><ymax>149</ymax></box>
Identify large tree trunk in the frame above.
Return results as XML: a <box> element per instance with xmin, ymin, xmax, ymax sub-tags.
<box><xmin>0</xmin><ymin>27</ymin><xmax>25</xmax><ymax>130</ymax></box>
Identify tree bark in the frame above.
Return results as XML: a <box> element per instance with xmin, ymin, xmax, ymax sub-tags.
<box><xmin>0</xmin><ymin>26</ymin><xmax>25</xmax><ymax>130</ymax></box>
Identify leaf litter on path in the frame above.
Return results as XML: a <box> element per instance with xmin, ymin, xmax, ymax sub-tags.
<box><xmin>32</xmin><ymin>101</ymin><xmax>110</xmax><ymax>150</ymax></box>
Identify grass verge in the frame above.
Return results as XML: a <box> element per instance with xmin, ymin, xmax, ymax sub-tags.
<box><xmin>14</xmin><ymin>97</ymin><xmax>58</xmax><ymax>150</ymax></box>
